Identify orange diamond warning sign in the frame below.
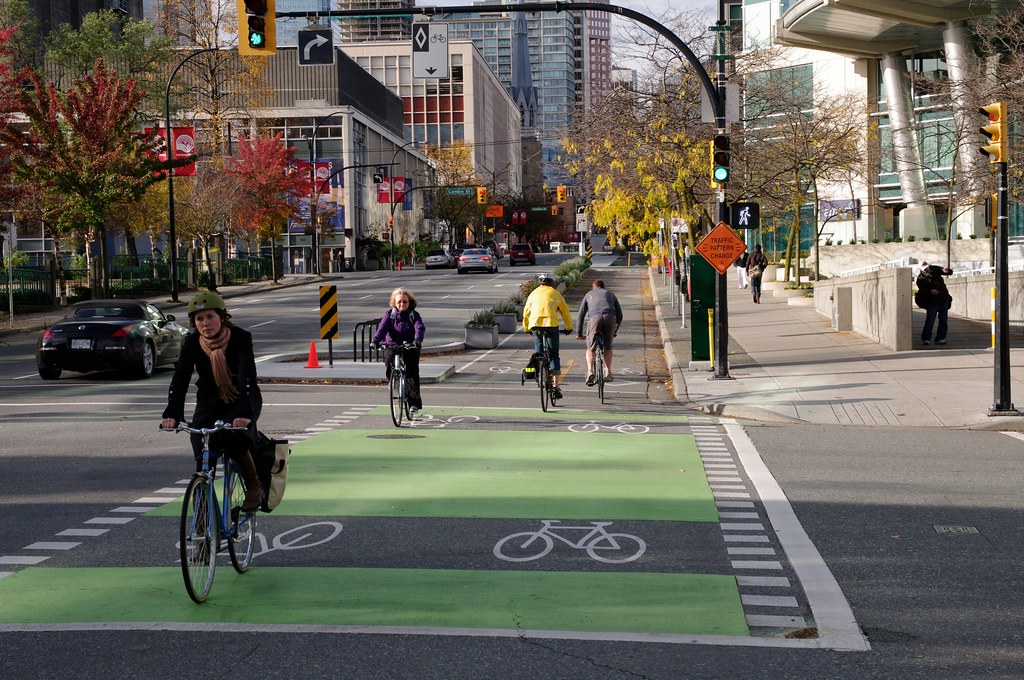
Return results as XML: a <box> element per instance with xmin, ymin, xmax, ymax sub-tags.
<box><xmin>695</xmin><ymin>221</ymin><xmax>747</xmax><ymax>275</ymax></box>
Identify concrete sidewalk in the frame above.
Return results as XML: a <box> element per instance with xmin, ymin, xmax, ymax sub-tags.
<box><xmin>651</xmin><ymin>269</ymin><xmax>1024</xmax><ymax>431</ymax></box>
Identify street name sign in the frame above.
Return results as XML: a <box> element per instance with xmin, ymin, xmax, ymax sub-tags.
<box><xmin>412</xmin><ymin>23</ymin><xmax>449</xmax><ymax>79</ymax></box>
<box><xmin>298</xmin><ymin>27</ymin><xmax>334</xmax><ymax>66</ymax></box>
<box><xmin>446</xmin><ymin>187</ymin><xmax>474</xmax><ymax>196</ymax></box>
<box><xmin>695</xmin><ymin>221</ymin><xmax>747</xmax><ymax>275</ymax></box>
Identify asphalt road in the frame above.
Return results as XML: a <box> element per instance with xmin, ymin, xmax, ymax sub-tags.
<box><xmin>1</xmin><ymin>264</ymin><xmax>1022</xmax><ymax>679</ymax></box>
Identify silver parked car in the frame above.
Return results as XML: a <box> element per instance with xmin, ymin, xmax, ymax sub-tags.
<box><xmin>457</xmin><ymin>247</ymin><xmax>498</xmax><ymax>274</ymax></box>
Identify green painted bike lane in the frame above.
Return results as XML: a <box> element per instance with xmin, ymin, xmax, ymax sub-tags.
<box><xmin>0</xmin><ymin>407</ymin><xmax>751</xmax><ymax>639</ymax></box>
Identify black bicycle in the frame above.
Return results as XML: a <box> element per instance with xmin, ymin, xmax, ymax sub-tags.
<box><xmin>381</xmin><ymin>341</ymin><xmax>417</xmax><ymax>426</ymax></box>
<box><xmin>163</xmin><ymin>421</ymin><xmax>257</xmax><ymax>603</ymax></box>
<box><xmin>525</xmin><ymin>328</ymin><xmax>568</xmax><ymax>412</ymax></box>
<box><xmin>594</xmin><ymin>332</ymin><xmax>606</xmax><ymax>404</ymax></box>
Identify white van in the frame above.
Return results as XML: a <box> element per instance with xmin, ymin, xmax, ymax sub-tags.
<box><xmin>549</xmin><ymin>241</ymin><xmax>563</xmax><ymax>253</ymax></box>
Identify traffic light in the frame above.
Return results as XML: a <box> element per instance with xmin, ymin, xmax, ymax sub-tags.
<box><xmin>551</xmin><ymin>205</ymin><xmax>559</xmax><ymax>215</ymax></box>
<box><xmin>711</xmin><ymin>134</ymin><xmax>730</xmax><ymax>184</ymax></box>
<box><xmin>237</xmin><ymin>0</ymin><xmax>276</xmax><ymax>56</ymax></box>
<box><xmin>556</xmin><ymin>185</ymin><xmax>567</xmax><ymax>203</ymax></box>
<box><xmin>979</xmin><ymin>101</ymin><xmax>1008</xmax><ymax>164</ymax></box>
<box><xmin>476</xmin><ymin>186</ymin><xmax>487</xmax><ymax>204</ymax></box>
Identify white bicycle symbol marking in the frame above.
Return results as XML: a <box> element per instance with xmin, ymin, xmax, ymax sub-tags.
<box><xmin>493</xmin><ymin>520</ymin><xmax>646</xmax><ymax>563</ymax></box>
<box><xmin>409</xmin><ymin>414</ymin><xmax>481</xmax><ymax>428</ymax></box>
<box><xmin>489</xmin><ymin>365</ymin><xmax>515</xmax><ymax>374</ymax></box>
<box><xmin>567</xmin><ymin>422</ymin><xmax>650</xmax><ymax>434</ymax></box>
<box><xmin>178</xmin><ymin>521</ymin><xmax>344</xmax><ymax>561</ymax></box>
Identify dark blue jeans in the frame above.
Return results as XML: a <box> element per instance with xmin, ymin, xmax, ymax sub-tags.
<box><xmin>533</xmin><ymin>327</ymin><xmax>561</xmax><ymax>374</ymax></box>
<box><xmin>921</xmin><ymin>302</ymin><xmax>950</xmax><ymax>342</ymax></box>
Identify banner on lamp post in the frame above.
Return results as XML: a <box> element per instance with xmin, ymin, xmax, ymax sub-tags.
<box><xmin>144</xmin><ymin>126</ymin><xmax>196</xmax><ymax>176</ymax></box>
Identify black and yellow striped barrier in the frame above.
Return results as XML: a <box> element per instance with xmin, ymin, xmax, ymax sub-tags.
<box><xmin>320</xmin><ymin>285</ymin><xmax>339</xmax><ymax>340</ymax></box>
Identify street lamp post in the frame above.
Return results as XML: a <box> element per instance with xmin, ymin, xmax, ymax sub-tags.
<box><xmin>387</xmin><ymin>139</ymin><xmax>417</xmax><ymax>270</ymax></box>
<box><xmin>165</xmin><ymin>47</ymin><xmax>218</xmax><ymax>302</ymax></box>
<box><xmin>306</xmin><ymin>111</ymin><xmax>347</xmax><ymax>275</ymax></box>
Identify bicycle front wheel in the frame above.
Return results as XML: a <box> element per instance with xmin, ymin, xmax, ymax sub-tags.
<box><xmin>226</xmin><ymin>468</ymin><xmax>257</xmax><ymax>574</ymax></box>
<box><xmin>180</xmin><ymin>475</ymin><xmax>218</xmax><ymax>603</ymax></box>
<box><xmin>389</xmin><ymin>369</ymin><xmax>405</xmax><ymax>427</ymax></box>
<box><xmin>538</xmin><ymin>363</ymin><xmax>550</xmax><ymax>412</ymax></box>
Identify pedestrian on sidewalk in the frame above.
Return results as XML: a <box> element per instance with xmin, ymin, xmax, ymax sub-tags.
<box><xmin>914</xmin><ymin>262</ymin><xmax>953</xmax><ymax>346</ymax></box>
<box><xmin>736</xmin><ymin>251</ymin><xmax>749</xmax><ymax>289</ymax></box>
<box><xmin>372</xmin><ymin>288</ymin><xmax>426</xmax><ymax>414</ymax></box>
<box><xmin>576</xmin><ymin>279</ymin><xmax>623</xmax><ymax>386</ymax></box>
<box><xmin>746</xmin><ymin>244</ymin><xmax>769</xmax><ymax>303</ymax></box>
<box><xmin>160</xmin><ymin>291</ymin><xmax>264</xmax><ymax>512</ymax></box>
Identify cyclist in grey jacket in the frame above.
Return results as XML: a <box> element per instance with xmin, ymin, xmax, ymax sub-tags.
<box><xmin>576</xmin><ymin>279</ymin><xmax>623</xmax><ymax>386</ymax></box>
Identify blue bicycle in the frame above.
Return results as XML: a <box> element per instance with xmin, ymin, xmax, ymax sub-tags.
<box><xmin>164</xmin><ymin>421</ymin><xmax>258</xmax><ymax>603</ymax></box>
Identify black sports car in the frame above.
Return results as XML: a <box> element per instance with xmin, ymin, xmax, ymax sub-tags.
<box><xmin>35</xmin><ymin>300</ymin><xmax>190</xmax><ymax>380</ymax></box>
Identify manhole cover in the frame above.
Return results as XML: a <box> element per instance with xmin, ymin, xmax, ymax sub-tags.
<box><xmin>367</xmin><ymin>434</ymin><xmax>425</xmax><ymax>439</ymax></box>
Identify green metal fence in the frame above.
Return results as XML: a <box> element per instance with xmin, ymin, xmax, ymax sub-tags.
<box><xmin>1</xmin><ymin>254</ymin><xmax>273</xmax><ymax>311</ymax></box>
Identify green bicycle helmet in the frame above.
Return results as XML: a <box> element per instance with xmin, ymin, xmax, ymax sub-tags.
<box><xmin>187</xmin><ymin>291</ymin><xmax>227</xmax><ymax>315</ymax></box>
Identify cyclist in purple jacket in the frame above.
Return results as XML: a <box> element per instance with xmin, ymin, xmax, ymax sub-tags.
<box><xmin>372</xmin><ymin>288</ymin><xmax>426</xmax><ymax>413</ymax></box>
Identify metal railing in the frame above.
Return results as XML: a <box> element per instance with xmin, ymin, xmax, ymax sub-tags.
<box><xmin>352</xmin><ymin>319</ymin><xmax>384</xmax><ymax>362</ymax></box>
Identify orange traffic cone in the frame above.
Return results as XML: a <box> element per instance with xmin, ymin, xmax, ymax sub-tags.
<box><xmin>304</xmin><ymin>341</ymin><xmax>321</xmax><ymax>369</ymax></box>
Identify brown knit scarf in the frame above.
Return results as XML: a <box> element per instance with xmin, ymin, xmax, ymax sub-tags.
<box><xmin>199</xmin><ymin>326</ymin><xmax>238</xmax><ymax>403</ymax></box>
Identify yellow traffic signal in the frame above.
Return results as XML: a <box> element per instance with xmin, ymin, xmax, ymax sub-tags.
<box><xmin>238</xmin><ymin>0</ymin><xmax>277</xmax><ymax>56</ymax></box>
<box><xmin>708</xmin><ymin>140</ymin><xmax>717</xmax><ymax>189</ymax></box>
<box><xmin>476</xmin><ymin>186</ymin><xmax>487</xmax><ymax>204</ymax></box>
<box><xmin>979</xmin><ymin>101</ymin><xmax>1008</xmax><ymax>164</ymax></box>
<box><xmin>556</xmin><ymin>185</ymin><xmax>567</xmax><ymax>203</ymax></box>
<box><xmin>551</xmin><ymin>205</ymin><xmax>559</xmax><ymax>215</ymax></box>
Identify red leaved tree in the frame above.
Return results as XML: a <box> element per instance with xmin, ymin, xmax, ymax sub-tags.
<box><xmin>3</xmin><ymin>59</ymin><xmax>178</xmax><ymax>297</ymax></box>
<box><xmin>226</xmin><ymin>132</ymin><xmax>306</xmax><ymax>282</ymax></box>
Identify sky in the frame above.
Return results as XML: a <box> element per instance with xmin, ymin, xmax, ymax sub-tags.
<box><xmin>414</xmin><ymin>0</ymin><xmax>718</xmax><ymax>74</ymax></box>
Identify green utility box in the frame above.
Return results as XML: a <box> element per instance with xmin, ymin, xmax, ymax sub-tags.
<box><xmin>689</xmin><ymin>253</ymin><xmax>716</xmax><ymax>361</ymax></box>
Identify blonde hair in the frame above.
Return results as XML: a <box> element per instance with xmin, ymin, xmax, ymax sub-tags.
<box><xmin>389</xmin><ymin>287</ymin><xmax>418</xmax><ymax>310</ymax></box>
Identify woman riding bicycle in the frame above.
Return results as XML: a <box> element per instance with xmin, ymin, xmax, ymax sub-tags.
<box><xmin>160</xmin><ymin>291</ymin><xmax>263</xmax><ymax>513</ymax></box>
<box><xmin>372</xmin><ymin>288</ymin><xmax>426</xmax><ymax>415</ymax></box>
<box><xmin>522</xmin><ymin>273</ymin><xmax>573</xmax><ymax>400</ymax></box>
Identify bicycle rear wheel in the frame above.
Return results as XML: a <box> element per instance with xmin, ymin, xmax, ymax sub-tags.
<box><xmin>225</xmin><ymin>467</ymin><xmax>257</xmax><ymax>574</ymax></box>
<box><xmin>180</xmin><ymin>475</ymin><xmax>217</xmax><ymax>603</ymax></box>
<box><xmin>538</xmin><ymin>362</ymin><xmax>550</xmax><ymax>412</ymax></box>
<box><xmin>596</xmin><ymin>350</ymin><xmax>605</xmax><ymax>404</ymax></box>
<box><xmin>389</xmin><ymin>369</ymin><xmax>405</xmax><ymax>427</ymax></box>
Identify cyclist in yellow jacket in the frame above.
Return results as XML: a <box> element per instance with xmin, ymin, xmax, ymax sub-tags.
<box><xmin>522</xmin><ymin>273</ymin><xmax>573</xmax><ymax>398</ymax></box>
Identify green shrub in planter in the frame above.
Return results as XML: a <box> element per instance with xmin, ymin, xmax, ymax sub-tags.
<box><xmin>466</xmin><ymin>309</ymin><xmax>496</xmax><ymax>328</ymax></box>
<box><xmin>493</xmin><ymin>298</ymin><xmax>518</xmax><ymax>315</ymax></box>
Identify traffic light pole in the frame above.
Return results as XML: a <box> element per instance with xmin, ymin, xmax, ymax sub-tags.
<box><xmin>989</xmin><ymin>161</ymin><xmax>1017</xmax><ymax>414</ymax></box>
<box><xmin>712</xmin><ymin>5</ymin><xmax>731</xmax><ymax>380</ymax></box>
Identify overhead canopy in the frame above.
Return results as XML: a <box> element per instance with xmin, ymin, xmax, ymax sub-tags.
<box><xmin>775</xmin><ymin>0</ymin><xmax>1016</xmax><ymax>57</ymax></box>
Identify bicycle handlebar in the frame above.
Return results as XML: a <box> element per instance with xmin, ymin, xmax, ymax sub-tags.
<box><xmin>379</xmin><ymin>341</ymin><xmax>418</xmax><ymax>350</ymax></box>
<box><xmin>160</xmin><ymin>420</ymin><xmax>246</xmax><ymax>435</ymax></box>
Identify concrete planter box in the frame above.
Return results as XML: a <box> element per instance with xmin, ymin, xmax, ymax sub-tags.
<box><xmin>465</xmin><ymin>325</ymin><xmax>499</xmax><ymax>348</ymax></box>
<box><xmin>772</xmin><ymin>287</ymin><xmax>812</xmax><ymax>298</ymax></box>
<box><xmin>494</xmin><ymin>313</ymin><xmax>517</xmax><ymax>334</ymax></box>
<box><xmin>787</xmin><ymin>296</ymin><xmax>815</xmax><ymax>306</ymax></box>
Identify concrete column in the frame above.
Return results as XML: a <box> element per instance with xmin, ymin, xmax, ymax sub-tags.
<box><xmin>881</xmin><ymin>52</ymin><xmax>937</xmax><ymax>239</ymax></box>
<box><xmin>944</xmin><ymin>21</ymin><xmax>987</xmax><ymax>238</ymax></box>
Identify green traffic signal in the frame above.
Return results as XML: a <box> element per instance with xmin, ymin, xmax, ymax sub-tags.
<box><xmin>712</xmin><ymin>134</ymin><xmax>730</xmax><ymax>184</ymax></box>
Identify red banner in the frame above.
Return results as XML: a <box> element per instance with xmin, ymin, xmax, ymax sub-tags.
<box><xmin>377</xmin><ymin>177</ymin><xmax>408</xmax><ymax>203</ymax></box>
<box><xmin>144</xmin><ymin>126</ymin><xmax>196</xmax><ymax>176</ymax></box>
<box><xmin>292</xmin><ymin>161</ymin><xmax>333</xmax><ymax>196</ymax></box>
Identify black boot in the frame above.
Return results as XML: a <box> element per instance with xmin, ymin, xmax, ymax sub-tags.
<box><xmin>232</xmin><ymin>451</ymin><xmax>264</xmax><ymax>513</ymax></box>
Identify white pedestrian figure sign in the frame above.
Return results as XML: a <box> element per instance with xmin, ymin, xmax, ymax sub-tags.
<box><xmin>730</xmin><ymin>202</ymin><xmax>759</xmax><ymax>230</ymax></box>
